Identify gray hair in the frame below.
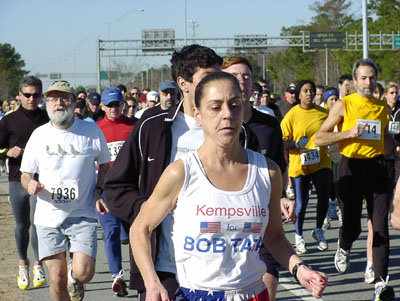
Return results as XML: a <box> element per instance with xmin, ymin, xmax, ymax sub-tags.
<box><xmin>352</xmin><ymin>58</ymin><xmax>379</xmax><ymax>79</ymax></box>
<box><xmin>19</xmin><ymin>76</ymin><xmax>43</xmax><ymax>93</ymax></box>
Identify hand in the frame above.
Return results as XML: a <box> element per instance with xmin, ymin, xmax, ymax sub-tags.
<box><xmin>280</xmin><ymin>198</ymin><xmax>296</xmax><ymax>224</ymax></box>
<box><xmin>349</xmin><ymin>122</ymin><xmax>367</xmax><ymax>138</ymax></box>
<box><xmin>295</xmin><ymin>137</ymin><xmax>309</xmax><ymax>148</ymax></box>
<box><xmin>7</xmin><ymin>146</ymin><xmax>24</xmax><ymax>158</ymax></box>
<box><xmin>297</xmin><ymin>265</ymin><xmax>328</xmax><ymax>299</ymax></box>
<box><xmin>145</xmin><ymin>283</ymin><xmax>169</xmax><ymax>301</ymax></box>
<box><xmin>96</xmin><ymin>198</ymin><xmax>109</xmax><ymax>215</ymax></box>
<box><xmin>27</xmin><ymin>179</ymin><xmax>44</xmax><ymax>195</ymax></box>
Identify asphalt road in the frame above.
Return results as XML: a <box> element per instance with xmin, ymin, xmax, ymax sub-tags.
<box><xmin>1</xmin><ymin>173</ymin><xmax>399</xmax><ymax>300</ymax></box>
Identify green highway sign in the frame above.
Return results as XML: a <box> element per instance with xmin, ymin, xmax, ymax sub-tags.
<box><xmin>309</xmin><ymin>32</ymin><xmax>344</xmax><ymax>49</ymax></box>
<box><xmin>394</xmin><ymin>35</ymin><xmax>400</xmax><ymax>48</ymax></box>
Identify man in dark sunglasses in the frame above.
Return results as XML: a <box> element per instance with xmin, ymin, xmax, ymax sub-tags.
<box><xmin>0</xmin><ymin>75</ymin><xmax>49</xmax><ymax>291</ymax></box>
<box><xmin>158</xmin><ymin>80</ymin><xmax>179</xmax><ymax>110</ymax></box>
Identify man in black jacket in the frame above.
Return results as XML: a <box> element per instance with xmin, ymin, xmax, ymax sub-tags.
<box><xmin>0</xmin><ymin>76</ymin><xmax>49</xmax><ymax>290</ymax></box>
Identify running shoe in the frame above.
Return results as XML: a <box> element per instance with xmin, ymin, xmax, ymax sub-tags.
<box><xmin>67</xmin><ymin>261</ymin><xmax>85</xmax><ymax>301</ymax></box>
<box><xmin>335</xmin><ymin>241</ymin><xmax>350</xmax><ymax>274</ymax></box>
<box><xmin>323</xmin><ymin>217</ymin><xmax>331</xmax><ymax>230</ymax></box>
<box><xmin>364</xmin><ymin>264</ymin><xmax>375</xmax><ymax>284</ymax></box>
<box><xmin>18</xmin><ymin>265</ymin><xmax>30</xmax><ymax>290</ymax></box>
<box><xmin>328</xmin><ymin>199</ymin><xmax>339</xmax><ymax>220</ymax></box>
<box><xmin>33</xmin><ymin>264</ymin><xmax>47</xmax><ymax>287</ymax></box>
<box><xmin>372</xmin><ymin>276</ymin><xmax>395</xmax><ymax>301</ymax></box>
<box><xmin>112</xmin><ymin>270</ymin><xmax>128</xmax><ymax>297</ymax></box>
<box><xmin>311</xmin><ymin>227</ymin><xmax>328</xmax><ymax>251</ymax></box>
<box><xmin>295</xmin><ymin>234</ymin><xmax>307</xmax><ymax>255</ymax></box>
<box><xmin>286</xmin><ymin>186</ymin><xmax>295</xmax><ymax>199</ymax></box>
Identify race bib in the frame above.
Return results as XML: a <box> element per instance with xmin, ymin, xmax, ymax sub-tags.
<box><xmin>107</xmin><ymin>141</ymin><xmax>124</xmax><ymax>161</ymax></box>
<box><xmin>357</xmin><ymin>119</ymin><xmax>381</xmax><ymax>140</ymax></box>
<box><xmin>48</xmin><ymin>180</ymin><xmax>79</xmax><ymax>205</ymax></box>
<box><xmin>389</xmin><ymin>121</ymin><xmax>400</xmax><ymax>135</ymax></box>
<box><xmin>300</xmin><ymin>148</ymin><xmax>321</xmax><ymax>166</ymax></box>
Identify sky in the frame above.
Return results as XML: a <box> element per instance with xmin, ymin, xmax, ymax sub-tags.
<box><xmin>0</xmin><ymin>0</ymin><xmax>361</xmax><ymax>89</ymax></box>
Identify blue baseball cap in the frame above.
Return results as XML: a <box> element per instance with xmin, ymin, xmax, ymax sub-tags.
<box><xmin>159</xmin><ymin>80</ymin><xmax>178</xmax><ymax>92</ymax></box>
<box><xmin>101</xmin><ymin>88</ymin><xmax>123</xmax><ymax>105</ymax></box>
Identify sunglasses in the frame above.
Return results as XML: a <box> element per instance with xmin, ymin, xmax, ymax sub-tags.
<box><xmin>105</xmin><ymin>102</ymin><xmax>122</xmax><ymax>108</ymax></box>
<box><xmin>160</xmin><ymin>89</ymin><xmax>177</xmax><ymax>97</ymax></box>
<box><xmin>22</xmin><ymin>92</ymin><xmax>42</xmax><ymax>99</ymax></box>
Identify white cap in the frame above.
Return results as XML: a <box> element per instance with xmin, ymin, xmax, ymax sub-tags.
<box><xmin>146</xmin><ymin>91</ymin><xmax>159</xmax><ymax>102</ymax></box>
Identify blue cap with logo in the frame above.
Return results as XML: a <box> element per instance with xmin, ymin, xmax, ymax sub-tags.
<box><xmin>101</xmin><ymin>88</ymin><xmax>124</xmax><ymax>105</ymax></box>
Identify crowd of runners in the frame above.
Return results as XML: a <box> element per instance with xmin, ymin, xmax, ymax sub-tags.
<box><xmin>0</xmin><ymin>44</ymin><xmax>399</xmax><ymax>301</ymax></box>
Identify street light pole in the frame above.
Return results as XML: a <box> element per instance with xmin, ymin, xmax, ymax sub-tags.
<box><xmin>362</xmin><ymin>0</ymin><xmax>369</xmax><ymax>59</ymax></box>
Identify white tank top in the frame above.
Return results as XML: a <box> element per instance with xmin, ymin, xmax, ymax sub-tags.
<box><xmin>172</xmin><ymin>149</ymin><xmax>271</xmax><ymax>291</ymax></box>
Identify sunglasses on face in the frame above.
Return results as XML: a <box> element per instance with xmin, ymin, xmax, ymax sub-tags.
<box><xmin>160</xmin><ymin>89</ymin><xmax>177</xmax><ymax>97</ymax></box>
<box><xmin>105</xmin><ymin>102</ymin><xmax>122</xmax><ymax>108</ymax></box>
<box><xmin>22</xmin><ymin>92</ymin><xmax>42</xmax><ymax>99</ymax></box>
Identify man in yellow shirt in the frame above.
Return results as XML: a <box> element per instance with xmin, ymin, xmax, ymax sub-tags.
<box><xmin>315</xmin><ymin>58</ymin><xmax>397</xmax><ymax>301</ymax></box>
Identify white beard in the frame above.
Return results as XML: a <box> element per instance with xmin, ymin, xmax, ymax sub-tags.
<box><xmin>47</xmin><ymin>105</ymin><xmax>75</xmax><ymax>126</ymax></box>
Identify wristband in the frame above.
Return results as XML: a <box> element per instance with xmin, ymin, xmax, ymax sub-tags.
<box><xmin>292</xmin><ymin>261</ymin><xmax>310</xmax><ymax>283</ymax></box>
<box><xmin>281</xmin><ymin>190</ymin><xmax>287</xmax><ymax>198</ymax></box>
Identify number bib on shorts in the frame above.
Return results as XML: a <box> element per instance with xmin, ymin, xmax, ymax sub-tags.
<box><xmin>357</xmin><ymin>119</ymin><xmax>381</xmax><ymax>140</ymax></box>
<box><xmin>300</xmin><ymin>148</ymin><xmax>321</xmax><ymax>166</ymax></box>
<box><xmin>107</xmin><ymin>141</ymin><xmax>124</xmax><ymax>161</ymax></box>
<box><xmin>48</xmin><ymin>180</ymin><xmax>79</xmax><ymax>206</ymax></box>
<box><xmin>389</xmin><ymin>121</ymin><xmax>400</xmax><ymax>135</ymax></box>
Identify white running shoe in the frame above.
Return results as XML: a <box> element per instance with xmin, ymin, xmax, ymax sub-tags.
<box><xmin>112</xmin><ymin>269</ymin><xmax>128</xmax><ymax>297</ymax></box>
<box><xmin>372</xmin><ymin>276</ymin><xmax>395</xmax><ymax>300</ymax></box>
<box><xmin>18</xmin><ymin>265</ymin><xmax>29</xmax><ymax>290</ymax></box>
<box><xmin>323</xmin><ymin>217</ymin><xmax>331</xmax><ymax>230</ymax></box>
<box><xmin>295</xmin><ymin>234</ymin><xmax>307</xmax><ymax>255</ymax></box>
<box><xmin>33</xmin><ymin>265</ymin><xmax>46</xmax><ymax>287</ymax></box>
<box><xmin>312</xmin><ymin>227</ymin><xmax>328</xmax><ymax>251</ymax></box>
<box><xmin>364</xmin><ymin>264</ymin><xmax>375</xmax><ymax>284</ymax></box>
<box><xmin>334</xmin><ymin>241</ymin><xmax>350</xmax><ymax>274</ymax></box>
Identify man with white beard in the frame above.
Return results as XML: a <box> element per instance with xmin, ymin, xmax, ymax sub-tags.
<box><xmin>20</xmin><ymin>80</ymin><xmax>111</xmax><ymax>301</ymax></box>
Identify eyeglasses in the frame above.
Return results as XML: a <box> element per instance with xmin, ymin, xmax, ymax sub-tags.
<box><xmin>105</xmin><ymin>102</ymin><xmax>122</xmax><ymax>108</ymax></box>
<box><xmin>160</xmin><ymin>89</ymin><xmax>177</xmax><ymax>97</ymax></box>
<box><xmin>127</xmin><ymin>105</ymin><xmax>137</xmax><ymax>109</ymax></box>
<box><xmin>22</xmin><ymin>92</ymin><xmax>42</xmax><ymax>99</ymax></box>
<box><xmin>46</xmin><ymin>96</ymin><xmax>73</xmax><ymax>104</ymax></box>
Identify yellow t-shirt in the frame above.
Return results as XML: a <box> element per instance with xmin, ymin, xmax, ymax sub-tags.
<box><xmin>281</xmin><ymin>105</ymin><xmax>331</xmax><ymax>177</ymax></box>
<box><xmin>339</xmin><ymin>93</ymin><xmax>388</xmax><ymax>159</ymax></box>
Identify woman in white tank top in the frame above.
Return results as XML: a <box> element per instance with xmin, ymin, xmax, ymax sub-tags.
<box><xmin>131</xmin><ymin>72</ymin><xmax>328</xmax><ymax>301</ymax></box>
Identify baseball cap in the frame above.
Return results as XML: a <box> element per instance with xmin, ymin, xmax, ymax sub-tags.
<box><xmin>286</xmin><ymin>86</ymin><xmax>296</xmax><ymax>94</ymax></box>
<box><xmin>88</xmin><ymin>92</ymin><xmax>101</xmax><ymax>105</ymax></box>
<box><xmin>146</xmin><ymin>91</ymin><xmax>159</xmax><ymax>102</ymax></box>
<box><xmin>159</xmin><ymin>80</ymin><xmax>178</xmax><ymax>92</ymax></box>
<box><xmin>140</xmin><ymin>94</ymin><xmax>147</xmax><ymax>103</ymax></box>
<box><xmin>101</xmin><ymin>88</ymin><xmax>123</xmax><ymax>105</ymax></box>
<box><xmin>44</xmin><ymin>80</ymin><xmax>75</xmax><ymax>96</ymax></box>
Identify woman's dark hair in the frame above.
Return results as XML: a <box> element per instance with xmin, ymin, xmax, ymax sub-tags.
<box><xmin>194</xmin><ymin>72</ymin><xmax>241</xmax><ymax>108</ymax></box>
<box><xmin>294</xmin><ymin>80</ymin><xmax>316</xmax><ymax>103</ymax></box>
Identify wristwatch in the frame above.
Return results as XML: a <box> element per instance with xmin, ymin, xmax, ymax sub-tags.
<box><xmin>292</xmin><ymin>261</ymin><xmax>310</xmax><ymax>283</ymax></box>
